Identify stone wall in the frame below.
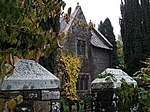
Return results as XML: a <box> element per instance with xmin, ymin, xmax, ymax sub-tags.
<box><xmin>90</xmin><ymin>46</ymin><xmax>112</xmax><ymax>81</ymax></box>
<box><xmin>34</xmin><ymin>101</ymin><xmax>51</xmax><ymax>112</ymax></box>
<box><xmin>63</xmin><ymin>27</ymin><xmax>111</xmax><ymax>91</ymax></box>
<box><xmin>62</xmin><ymin>6</ymin><xmax>112</xmax><ymax>94</ymax></box>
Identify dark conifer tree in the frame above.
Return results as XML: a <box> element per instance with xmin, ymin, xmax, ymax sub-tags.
<box><xmin>140</xmin><ymin>0</ymin><xmax>150</xmax><ymax>61</ymax></box>
<box><xmin>120</xmin><ymin>0</ymin><xmax>150</xmax><ymax>76</ymax></box>
<box><xmin>98</xmin><ymin>18</ymin><xmax>118</xmax><ymax>67</ymax></box>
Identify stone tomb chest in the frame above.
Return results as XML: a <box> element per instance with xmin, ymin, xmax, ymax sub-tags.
<box><xmin>0</xmin><ymin>59</ymin><xmax>60</xmax><ymax>112</ymax></box>
<box><xmin>91</xmin><ymin>68</ymin><xmax>137</xmax><ymax>112</ymax></box>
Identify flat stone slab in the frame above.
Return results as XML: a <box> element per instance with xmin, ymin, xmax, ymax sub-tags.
<box><xmin>0</xmin><ymin>59</ymin><xmax>60</xmax><ymax>90</ymax></box>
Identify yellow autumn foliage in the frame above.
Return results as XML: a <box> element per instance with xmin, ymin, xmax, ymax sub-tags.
<box><xmin>57</xmin><ymin>53</ymin><xmax>81</xmax><ymax>101</ymax></box>
<box><xmin>0</xmin><ymin>99</ymin><xmax>4</xmax><ymax>112</ymax></box>
<box><xmin>7</xmin><ymin>99</ymin><xmax>16</xmax><ymax>111</ymax></box>
<box><xmin>0</xmin><ymin>95</ymin><xmax>23</xmax><ymax>111</ymax></box>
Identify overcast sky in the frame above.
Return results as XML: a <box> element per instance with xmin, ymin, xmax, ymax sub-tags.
<box><xmin>63</xmin><ymin>0</ymin><xmax>121</xmax><ymax>37</ymax></box>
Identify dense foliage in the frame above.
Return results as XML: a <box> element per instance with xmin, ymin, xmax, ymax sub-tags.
<box><xmin>134</xmin><ymin>59</ymin><xmax>150</xmax><ymax>112</ymax></box>
<box><xmin>120</xmin><ymin>0</ymin><xmax>150</xmax><ymax>75</ymax></box>
<box><xmin>0</xmin><ymin>0</ymin><xmax>69</xmax><ymax>82</ymax></box>
<box><xmin>57</xmin><ymin>53</ymin><xmax>81</xmax><ymax>103</ymax></box>
<box><xmin>98</xmin><ymin>18</ymin><xmax>118</xmax><ymax>67</ymax></box>
<box><xmin>0</xmin><ymin>0</ymin><xmax>71</xmax><ymax>111</ymax></box>
<box><xmin>0</xmin><ymin>95</ymin><xmax>23</xmax><ymax>112</ymax></box>
<box><xmin>117</xmin><ymin>37</ymin><xmax>125</xmax><ymax>69</ymax></box>
<box><xmin>116</xmin><ymin>79</ymin><xmax>138</xmax><ymax>112</ymax></box>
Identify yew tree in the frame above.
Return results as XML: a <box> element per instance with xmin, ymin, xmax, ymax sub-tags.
<box><xmin>98</xmin><ymin>18</ymin><xmax>118</xmax><ymax>67</ymax></box>
<box><xmin>120</xmin><ymin>0</ymin><xmax>150</xmax><ymax>75</ymax></box>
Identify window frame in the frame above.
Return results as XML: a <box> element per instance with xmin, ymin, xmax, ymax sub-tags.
<box><xmin>76</xmin><ymin>73</ymin><xmax>90</xmax><ymax>91</ymax></box>
<box><xmin>76</xmin><ymin>39</ymin><xmax>87</xmax><ymax>56</ymax></box>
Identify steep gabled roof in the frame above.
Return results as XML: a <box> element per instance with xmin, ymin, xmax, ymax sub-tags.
<box><xmin>60</xmin><ymin>3</ymin><xmax>113</xmax><ymax>50</ymax></box>
<box><xmin>60</xmin><ymin>4</ymin><xmax>85</xmax><ymax>32</ymax></box>
<box><xmin>90</xmin><ymin>28</ymin><xmax>113</xmax><ymax>50</ymax></box>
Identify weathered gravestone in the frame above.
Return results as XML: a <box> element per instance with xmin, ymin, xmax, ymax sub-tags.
<box><xmin>91</xmin><ymin>68</ymin><xmax>137</xmax><ymax>112</ymax></box>
<box><xmin>0</xmin><ymin>59</ymin><xmax>60</xmax><ymax>112</ymax></box>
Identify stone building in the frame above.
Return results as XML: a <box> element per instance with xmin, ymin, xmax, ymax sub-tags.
<box><xmin>60</xmin><ymin>3</ymin><xmax>113</xmax><ymax>95</ymax></box>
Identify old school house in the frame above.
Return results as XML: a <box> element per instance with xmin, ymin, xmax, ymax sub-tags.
<box><xmin>60</xmin><ymin>3</ymin><xmax>113</xmax><ymax>95</ymax></box>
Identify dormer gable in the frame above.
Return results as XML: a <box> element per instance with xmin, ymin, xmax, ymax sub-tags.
<box><xmin>74</xmin><ymin>3</ymin><xmax>87</xmax><ymax>24</ymax></box>
<box><xmin>60</xmin><ymin>3</ymin><xmax>87</xmax><ymax>33</ymax></box>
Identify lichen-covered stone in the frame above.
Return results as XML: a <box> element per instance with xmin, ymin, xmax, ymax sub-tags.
<box><xmin>91</xmin><ymin>68</ymin><xmax>137</xmax><ymax>90</ymax></box>
<box><xmin>1</xmin><ymin>59</ymin><xmax>60</xmax><ymax>90</ymax></box>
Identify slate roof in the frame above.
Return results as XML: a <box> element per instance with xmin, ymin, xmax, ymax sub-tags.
<box><xmin>0</xmin><ymin>59</ymin><xmax>60</xmax><ymax>91</ymax></box>
<box><xmin>60</xmin><ymin>4</ymin><xmax>113</xmax><ymax>50</ymax></box>
<box><xmin>91</xmin><ymin>28</ymin><xmax>113</xmax><ymax>50</ymax></box>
